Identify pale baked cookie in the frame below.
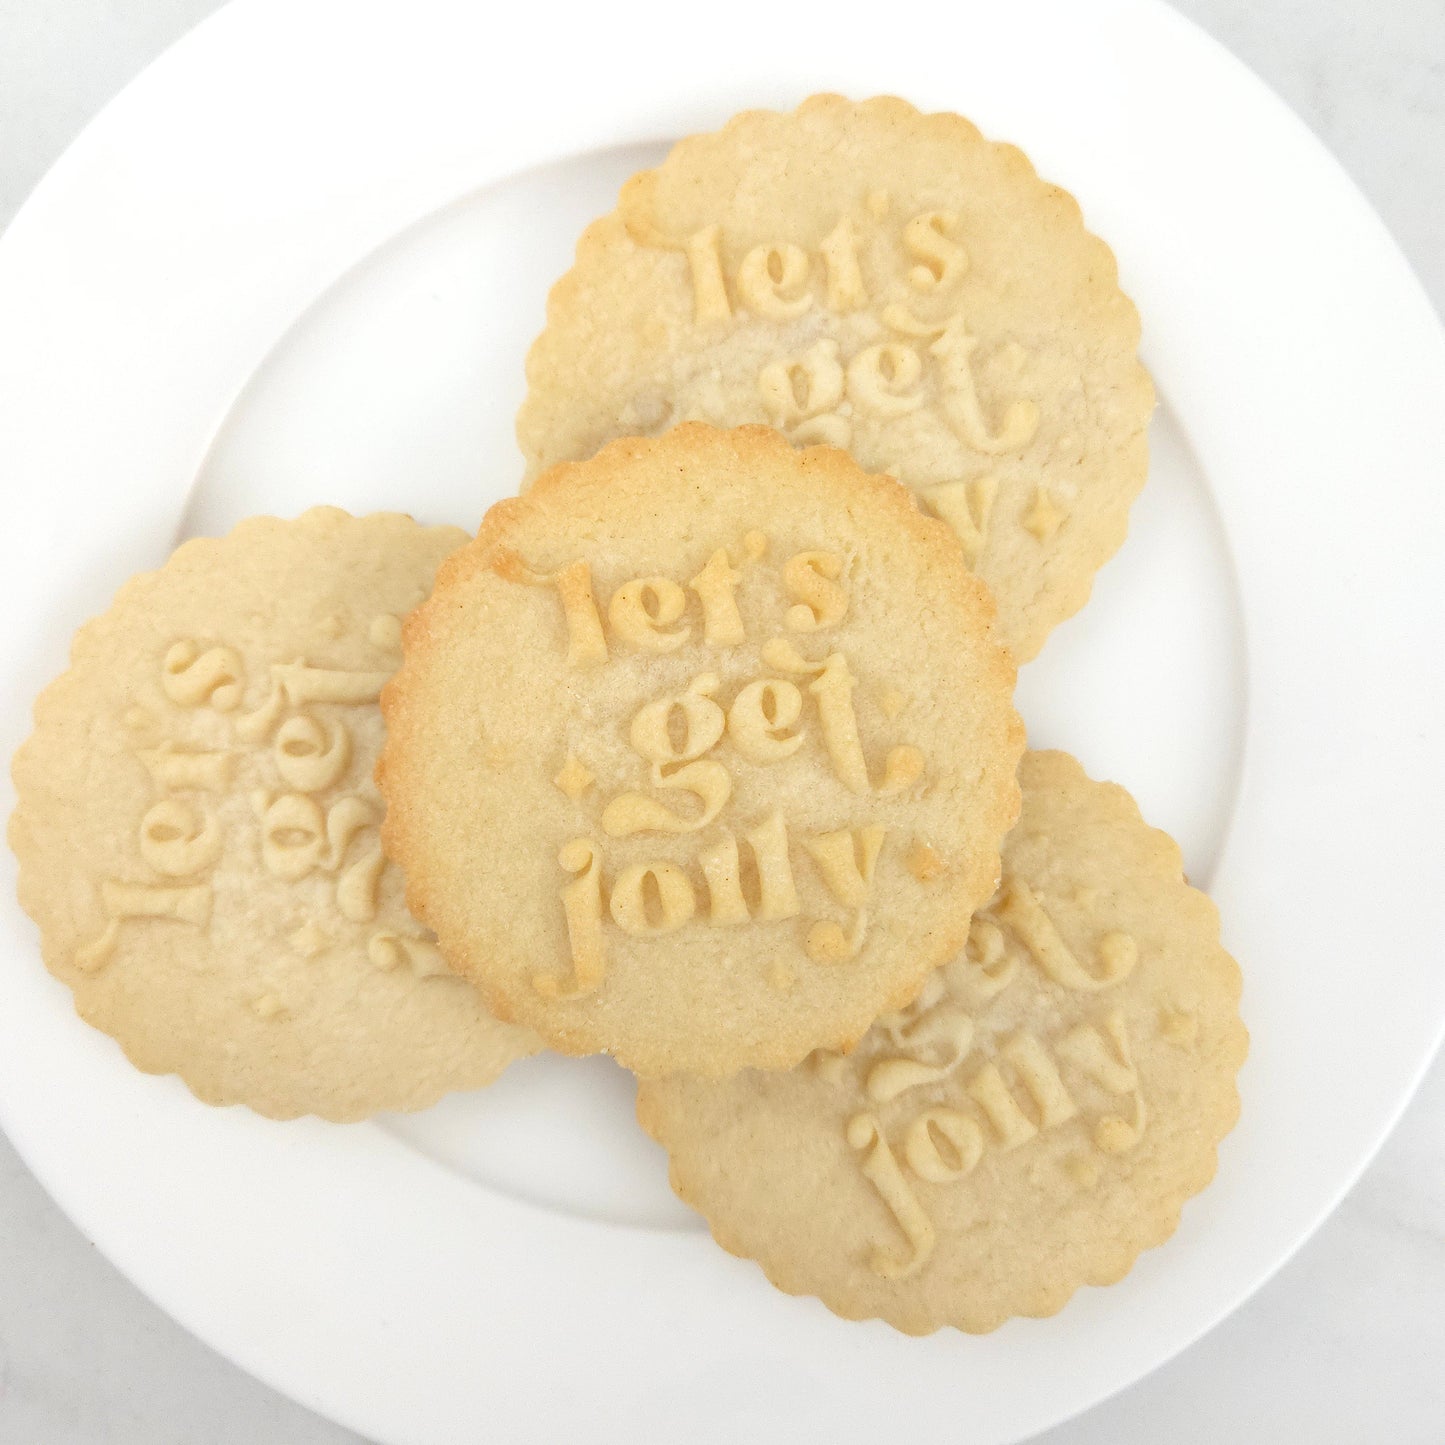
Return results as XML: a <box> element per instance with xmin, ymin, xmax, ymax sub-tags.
<box><xmin>10</xmin><ymin>508</ymin><xmax>539</xmax><ymax>1122</ymax></box>
<box><xmin>517</xmin><ymin>94</ymin><xmax>1154</xmax><ymax>662</ymax></box>
<box><xmin>637</xmin><ymin>750</ymin><xmax>1246</xmax><ymax>1333</ymax></box>
<box><xmin>380</xmin><ymin>424</ymin><xmax>1023</xmax><ymax>1077</ymax></box>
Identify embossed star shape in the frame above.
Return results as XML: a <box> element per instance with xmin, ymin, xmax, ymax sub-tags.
<box><xmin>553</xmin><ymin>753</ymin><xmax>594</xmax><ymax>799</ymax></box>
<box><xmin>289</xmin><ymin>920</ymin><xmax>331</xmax><ymax>959</ymax></box>
<box><xmin>1022</xmin><ymin>486</ymin><xmax>1066</xmax><ymax>542</ymax></box>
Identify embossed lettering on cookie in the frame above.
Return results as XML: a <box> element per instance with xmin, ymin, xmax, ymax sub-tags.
<box><xmin>637</xmin><ymin>751</ymin><xmax>1247</xmax><ymax>1333</ymax></box>
<box><xmin>10</xmin><ymin>509</ymin><xmax>539</xmax><ymax>1121</ymax></box>
<box><xmin>379</xmin><ymin>424</ymin><xmax>1025</xmax><ymax>1077</ymax></box>
<box><xmin>518</xmin><ymin>94</ymin><xmax>1155</xmax><ymax>662</ymax></box>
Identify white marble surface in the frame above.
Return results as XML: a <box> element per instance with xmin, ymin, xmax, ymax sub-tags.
<box><xmin>1</xmin><ymin>1</ymin><xmax>1442</xmax><ymax>1441</ymax></box>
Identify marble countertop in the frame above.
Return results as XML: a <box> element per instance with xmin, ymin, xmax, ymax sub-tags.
<box><xmin>1</xmin><ymin>2</ymin><xmax>1442</xmax><ymax>1441</ymax></box>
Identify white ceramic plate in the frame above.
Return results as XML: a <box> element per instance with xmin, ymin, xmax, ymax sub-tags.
<box><xmin>1</xmin><ymin>1</ymin><xmax>1442</xmax><ymax>1441</ymax></box>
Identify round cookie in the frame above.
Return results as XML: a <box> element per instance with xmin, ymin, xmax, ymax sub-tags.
<box><xmin>380</xmin><ymin>424</ymin><xmax>1024</xmax><ymax>1077</ymax></box>
<box><xmin>637</xmin><ymin>750</ymin><xmax>1246</xmax><ymax>1333</ymax></box>
<box><xmin>10</xmin><ymin>508</ymin><xmax>539</xmax><ymax>1122</ymax></box>
<box><xmin>517</xmin><ymin>94</ymin><xmax>1155</xmax><ymax>662</ymax></box>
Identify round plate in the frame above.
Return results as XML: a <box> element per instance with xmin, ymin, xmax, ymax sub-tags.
<box><xmin>1</xmin><ymin>2</ymin><xmax>1442</xmax><ymax>1441</ymax></box>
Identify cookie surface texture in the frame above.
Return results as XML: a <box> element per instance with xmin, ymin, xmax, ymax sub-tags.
<box><xmin>10</xmin><ymin>508</ymin><xmax>540</xmax><ymax>1122</ymax></box>
<box><xmin>637</xmin><ymin>750</ymin><xmax>1247</xmax><ymax>1333</ymax></box>
<box><xmin>517</xmin><ymin>94</ymin><xmax>1155</xmax><ymax>662</ymax></box>
<box><xmin>380</xmin><ymin>424</ymin><xmax>1024</xmax><ymax>1077</ymax></box>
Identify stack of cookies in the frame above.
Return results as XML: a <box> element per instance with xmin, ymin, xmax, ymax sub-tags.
<box><xmin>10</xmin><ymin>95</ymin><xmax>1246</xmax><ymax>1335</ymax></box>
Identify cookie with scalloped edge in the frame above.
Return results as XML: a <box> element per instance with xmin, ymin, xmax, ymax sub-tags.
<box><xmin>517</xmin><ymin>94</ymin><xmax>1154</xmax><ymax>662</ymax></box>
<box><xmin>10</xmin><ymin>507</ymin><xmax>540</xmax><ymax>1122</ymax></box>
<box><xmin>380</xmin><ymin>424</ymin><xmax>1024</xmax><ymax>1077</ymax></box>
<box><xmin>637</xmin><ymin>749</ymin><xmax>1246</xmax><ymax>1333</ymax></box>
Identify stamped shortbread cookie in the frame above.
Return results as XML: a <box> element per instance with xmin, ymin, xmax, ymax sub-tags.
<box><xmin>380</xmin><ymin>425</ymin><xmax>1024</xmax><ymax>1077</ymax></box>
<box><xmin>518</xmin><ymin>94</ymin><xmax>1154</xmax><ymax>661</ymax></box>
<box><xmin>637</xmin><ymin>750</ymin><xmax>1246</xmax><ymax>1332</ymax></box>
<box><xmin>10</xmin><ymin>508</ymin><xmax>539</xmax><ymax>1121</ymax></box>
